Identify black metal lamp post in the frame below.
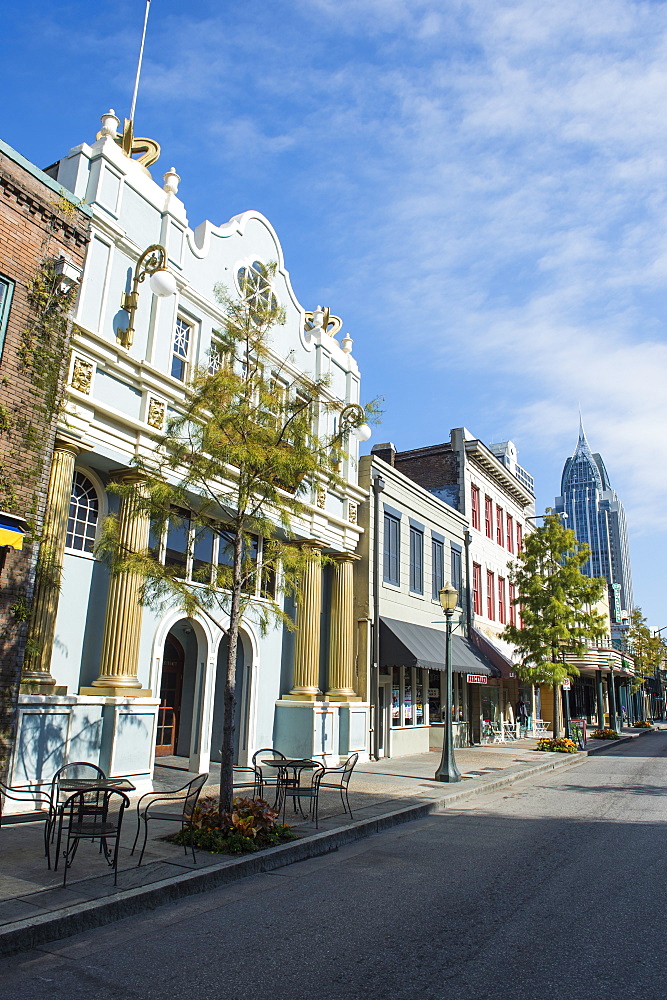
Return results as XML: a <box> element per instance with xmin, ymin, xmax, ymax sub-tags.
<box><xmin>435</xmin><ymin>582</ymin><xmax>462</xmax><ymax>783</ymax></box>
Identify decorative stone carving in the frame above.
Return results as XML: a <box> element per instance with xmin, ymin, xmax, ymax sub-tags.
<box><xmin>71</xmin><ymin>357</ymin><xmax>93</xmax><ymax>394</ymax></box>
<box><xmin>317</xmin><ymin>488</ymin><xmax>326</xmax><ymax>509</ymax></box>
<box><xmin>147</xmin><ymin>397</ymin><xmax>166</xmax><ymax>429</ymax></box>
<box><xmin>348</xmin><ymin>502</ymin><xmax>357</xmax><ymax>524</ymax></box>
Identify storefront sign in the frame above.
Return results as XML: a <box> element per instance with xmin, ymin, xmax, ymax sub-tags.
<box><xmin>467</xmin><ymin>674</ymin><xmax>488</xmax><ymax>685</ymax></box>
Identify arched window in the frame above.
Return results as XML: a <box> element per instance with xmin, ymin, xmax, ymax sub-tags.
<box><xmin>66</xmin><ymin>471</ymin><xmax>100</xmax><ymax>553</ymax></box>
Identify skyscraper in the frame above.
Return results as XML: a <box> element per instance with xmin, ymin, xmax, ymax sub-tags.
<box><xmin>554</xmin><ymin>420</ymin><xmax>634</xmax><ymax>626</ymax></box>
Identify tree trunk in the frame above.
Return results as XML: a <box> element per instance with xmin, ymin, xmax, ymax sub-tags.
<box><xmin>552</xmin><ymin>683</ymin><xmax>561</xmax><ymax>739</ymax></box>
<box><xmin>219</xmin><ymin>528</ymin><xmax>244</xmax><ymax>818</ymax></box>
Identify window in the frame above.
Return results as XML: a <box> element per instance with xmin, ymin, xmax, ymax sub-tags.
<box><xmin>172</xmin><ymin>316</ymin><xmax>192</xmax><ymax>381</ymax></box>
<box><xmin>485</xmin><ymin>496</ymin><xmax>493</xmax><ymax>538</ymax></box>
<box><xmin>498</xmin><ymin>576</ymin><xmax>506</xmax><ymax>624</ymax></box>
<box><xmin>0</xmin><ymin>274</ymin><xmax>15</xmax><ymax>362</ymax></box>
<box><xmin>486</xmin><ymin>570</ymin><xmax>495</xmax><ymax>620</ymax></box>
<box><xmin>472</xmin><ymin>563</ymin><xmax>482</xmax><ymax>615</ymax></box>
<box><xmin>496</xmin><ymin>506</ymin><xmax>504</xmax><ymax>547</ymax></box>
<box><xmin>383</xmin><ymin>511</ymin><xmax>400</xmax><ymax>585</ymax></box>
<box><xmin>506</xmin><ymin>513</ymin><xmax>514</xmax><ymax>554</ymax></box>
<box><xmin>432</xmin><ymin>536</ymin><xmax>444</xmax><ymax>600</ymax></box>
<box><xmin>207</xmin><ymin>339</ymin><xmax>224</xmax><ymax>376</ymax></box>
<box><xmin>392</xmin><ymin>666</ymin><xmax>426</xmax><ymax>728</ymax></box>
<box><xmin>192</xmin><ymin>525</ymin><xmax>215</xmax><ymax>583</ymax></box>
<box><xmin>451</xmin><ymin>543</ymin><xmax>462</xmax><ymax>597</ymax></box>
<box><xmin>237</xmin><ymin>260</ymin><xmax>278</xmax><ymax>320</ymax></box>
<box><xmin>409</xmin><ymin>524</ymin><xmax>423</xmax><ymax>594</ymax></box>
<box><xmin>516</xmin><ymin>522</ymin><xmax>523</xmax><ymax>553</ymax></box>
<box><xmin>509</xmin><ymin>583</ymin><xmax>517</xmax><ymax>626</ymax></box>
<box><xmin>66</xmin><ymin>471</ymin><xmax>99</xmax><ymax>553</ymax></box>
<box><xmin>471</xmin><ymin>485</ymin><xmax>480</xmax><ymax>530</ymax></box>
<box><xmin>165</xmin><ymin>508</ymin><xmax>190</xmax><ymax>574</ymax></box>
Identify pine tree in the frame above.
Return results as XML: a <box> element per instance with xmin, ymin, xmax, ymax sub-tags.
<box><xmin>502</xmin><ymin>511</ymin><xmax>607</xmax><ymax>737</ymax></box>
<box><xmin>99</xmin><ymin>263</ymin><xmax>377</xmax><ymax>813</ymax></box>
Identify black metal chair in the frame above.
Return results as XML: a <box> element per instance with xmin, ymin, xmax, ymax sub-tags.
<box><xmin>232</xmin><ymin>766</ymin><xmax>262</xmax><ymax>798</ymax></box>
<box><xmin>0</xmin><ymin>779</ymin><xmax>52</xmax><ymax>866</ymax></box>
<box><xmin>131</xmin><ymin>772</ymin><xmax>208</xmax><ymax>867</ymax></box>
<box><xmin>56</xmin><ymin>787</ymin><xmax>129</xmax><ymax>887</ymax></box>
<box><xmin>47</xmin><ymin>762</ymin><xmax>106</xmax><ymax>855</ymax></box>
<box><xmin>252</xmin><ymin>748</ymin><xmax>286</xmax><ymax>807</ymax></box>
<box><xmin>281</xmin><ymin>760</ymin><xmax>325</xmax><ymax>828</ymax></box>
<box><xmin>316</xmin><ymin>752</ymin><xmax>359</xmax><ymax>820</ymax></box>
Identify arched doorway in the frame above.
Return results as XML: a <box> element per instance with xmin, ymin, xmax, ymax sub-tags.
<box><xmin>155</xmin><ymin>634</ymin><xmax>185</xmax><ymax>757</ymax></box>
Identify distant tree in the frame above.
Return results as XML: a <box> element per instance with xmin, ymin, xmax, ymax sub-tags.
<box><xmin>502</xmin><ymin>512</ymin><xmax>607</xmax><ymax>737</ymax></box>
<box><xmin>627</xmin><ymin>608</ymin><xmax>667</xmax><ymax>694</ymax></box>
<box><xmin>99</xmin><ymin>262</ymin><xmax>378</xmax><ymax>814</ymax></box>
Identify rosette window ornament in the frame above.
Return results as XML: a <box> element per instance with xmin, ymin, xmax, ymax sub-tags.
<box><xmin>338</xmin><ymin>403</ymin><xmax>372</xmax><ymax>444</ymax></box>
<box><xmin>117</xmin><ymin>244</ymin><xmax>177</xmax><ymax>349</ymax></box>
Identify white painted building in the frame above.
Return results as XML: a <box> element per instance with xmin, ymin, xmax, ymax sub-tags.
<box><xmin>10</xmin><ymin>112</ymin><xmax>368</xmax><ymax>797</ymax></box>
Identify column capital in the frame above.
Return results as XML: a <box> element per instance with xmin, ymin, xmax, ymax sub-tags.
<box><xmin>330</xmin><ymin>551</ymin><xmax>362</xmax><ymax>564</ymax></box>
<box><xmin>53</xmin><ymin>431</ymin><xmax>92</xmax><ymax>457</ymax></box>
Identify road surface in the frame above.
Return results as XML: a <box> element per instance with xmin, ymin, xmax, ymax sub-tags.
<box><xmin>2</xmin><ymin>732</ymin><xmax>667</xmax><ymax>999</ymax></box>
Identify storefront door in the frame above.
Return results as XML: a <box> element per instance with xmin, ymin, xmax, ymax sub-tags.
<box><xmin>155</xmin><ymin>635</ymin><xmax>185</xmax><ymax>757</ymax></box>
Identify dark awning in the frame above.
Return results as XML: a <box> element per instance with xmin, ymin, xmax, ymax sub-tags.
<box><xmin>380</xmin><ymin>617</ymin><xmax>500</xmax><ymax>677</ymax></box>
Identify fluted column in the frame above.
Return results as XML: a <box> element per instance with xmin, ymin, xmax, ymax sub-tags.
<box><xmin>327</xmin><ymin>553</ymin><xmax>361</xmax><ymax>701</ymax></box>
<box><xmin>80</xmin><ymin>474</ymin><xmax>151</xmax><ymax>697</ymax></box>
<box><xmin>21</xmin><ymin>439</ymin><xmax>82</xmax><ymax>692</ymax></box>
<box><xmin>286</xmin><ymin>542</ymin><xmax>325</xmax><ymax>700</ymax></box>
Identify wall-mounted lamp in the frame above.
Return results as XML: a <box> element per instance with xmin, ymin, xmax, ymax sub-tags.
<box><xmin>339</xmin><ymin>403</ymin><xmax>372</xmax><ymax>443</ymax></box>
<box><xmin>117</xmin><ymin>244</ymin><xmax>177</xmax><ymax>349</ymax></box>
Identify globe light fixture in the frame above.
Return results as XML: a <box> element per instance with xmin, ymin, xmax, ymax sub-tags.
<box><xmin>117</xmin><ymin>244</ymin><xmax>176</xmax><ymax>348</ymax></box>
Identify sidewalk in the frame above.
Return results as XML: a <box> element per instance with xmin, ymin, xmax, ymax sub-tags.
<box><xmin>0</xmin><ymin>725</ymin><xmax>658</xmax><ymax>957</ymax></box>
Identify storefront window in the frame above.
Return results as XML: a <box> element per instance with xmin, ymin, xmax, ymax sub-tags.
<box><xmin>428</xmin><ymin>670</ymin><xmax>441</xmax><ymax>723</ymax></box>
<box><xmin>392</xmin><ymin>667</ymin><xmax>400</xmax><ymax>727</ymax></box>
<box><xmin>404</xmin><ymin>669</ymin><xmax>413</xmax><ymax>725</ymax></box>
<box><xmin>415</xmin><ymin>676</ymin><xmax>424</xmax><ymax>725</ymax></box>
<box><xmin>481</xmin><ymin>687</ymin><xmax>500</xmax><ymax>725</ymax></box>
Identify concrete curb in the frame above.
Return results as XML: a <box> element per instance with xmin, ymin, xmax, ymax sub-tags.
<box><xmin>0</xmin><ymin>729</ymin><xmax>655</xmax><ymax>959</ymax></box>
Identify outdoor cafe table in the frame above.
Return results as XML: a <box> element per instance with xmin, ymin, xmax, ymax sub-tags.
<box><xmin>261</xmin><ymin>759</ymin><xmax>320</xmax><ymax>816</ymax></box>
<box><xmin>58</xmin><ymin>777</ymin><xmax>136</xmax><ymax>793</ymax></box>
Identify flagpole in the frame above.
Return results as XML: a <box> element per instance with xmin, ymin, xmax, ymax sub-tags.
<box><xmin>129</xmin><ymin>0</ymin><xmax>152</xmax><ymax>124</ymax></box>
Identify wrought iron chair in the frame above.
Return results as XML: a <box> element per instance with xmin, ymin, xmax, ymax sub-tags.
<box><xmin>56</xmin><ymin>787</ymin><xmax>129</xmax><ymax>887</ymax></box>
<box><xmin>0</xmin><ymin>780</ymin><xmax>52</xmax><ymax>866</ymax></box>
<box><xmin>131</xmin><ymin>772</ymin><xmax>208</xmax><ymax>867</ymax></box>
<box><xmin>251</xmin><ymin>748</ymin><xmax>286</xmax><ymax>807</ymax></box>
<box><xmin>232</xmin><ymin>766</ymin><xmax>262</xmax><ymax>798</ymax></box>
<box><xmin>281</xmin><ymin>760</ymin><xmax>325</xmax><ymax>828</ymax></box>
<box><xmin>47</xmin><ymin>762</ymin><xmax>106</xmax><ymax>859</ymax></box>
<box><xmin>316</xmin><ymin>752</ymin><xmax>359</xmax><ymax>820</ymax></box>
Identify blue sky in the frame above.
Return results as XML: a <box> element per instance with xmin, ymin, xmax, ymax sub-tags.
<box><xmin>3</xmin><ymin>0</ymin><xmax>667</xmax><ymax>624</ymax></box>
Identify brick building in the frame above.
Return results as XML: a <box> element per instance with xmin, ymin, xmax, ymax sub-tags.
<box><xmin>0</xmin><ymin>137</ymin><xmax>90</xmax><ymax>775</ymax></box>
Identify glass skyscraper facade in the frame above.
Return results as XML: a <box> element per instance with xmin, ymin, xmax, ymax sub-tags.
<box><xmin>554</xmin><ymin>421</ymin><xmax>633</xmax><ymax>625</ymax></box>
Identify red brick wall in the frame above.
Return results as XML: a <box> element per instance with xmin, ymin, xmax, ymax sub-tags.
<box><xmin>0</xmin><ymin>145</ymin><xmax>89</xmax><ymax>775</ymax></box>
<box><xmin>393</xmin><ymin>444</ymin><xmax>459</xmax><ymax>491</ymax></box>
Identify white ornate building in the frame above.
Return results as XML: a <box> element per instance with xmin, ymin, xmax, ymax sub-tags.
<box><xmin>10</xmin><ymin>111</ymin><xmax>368</xmax><ymax>797</ymax></box>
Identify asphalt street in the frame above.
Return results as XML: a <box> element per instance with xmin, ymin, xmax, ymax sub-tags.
<box><xmin>2</xmin><ymin>733</ymin><xmax>667</xmax><ymax>1000</ymax></box>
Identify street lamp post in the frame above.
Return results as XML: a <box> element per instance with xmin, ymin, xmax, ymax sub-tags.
<box><xmin>435</xmin><ymin>582</ymin><xmax>462</xmax><ymax>783</ymax></box>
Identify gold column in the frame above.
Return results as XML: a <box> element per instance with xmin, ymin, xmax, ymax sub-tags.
<box><xmin>285</xmin><ymin>543</ymin><xmax>325</xmax><ymax>701</ymax></box>
<box><xmin>21</xmin><ymin>439</ymin><xmax>83</xmax><ymax>693</ymax></box>
<box><xmin>80</xmin><ymin>474</ymin><xmax>152</xmax><ymax>697</ymax></box>
<box><xmin>327</xmin><ymin>553</ymin><xmax>361</xmax><ymax>701</ymax></box>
